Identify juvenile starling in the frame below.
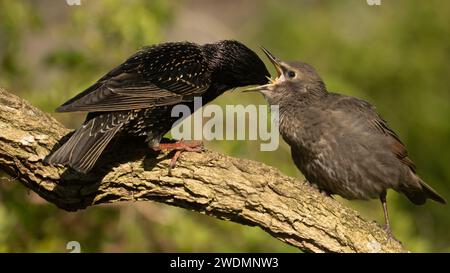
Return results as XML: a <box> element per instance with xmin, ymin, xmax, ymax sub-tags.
<box><xmin>247</xmin><ymin>47</ymin><xmax>446</xmax><ymax>235</ymax></box>
<box><xmin>45</xmin><ymin>40</ymin><xmax>269</xmax><ymax>173</ymax></box>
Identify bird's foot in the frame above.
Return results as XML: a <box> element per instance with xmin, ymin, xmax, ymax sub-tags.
<box><xmin>318</xmin><ymin>188</ymin><xmax>333</xmax><ymax>198</ymax></box>
<box><xmin>151</xmin><ymin>140</ymin><xmax>204</xmax><ymax>175</ymax></box>
<box><xmin>383</xmin><ymin>225</ymin><xmax>402</xmax><ymax>245</ymax></box>
<box><xmin>311</xmin><ymin>183</ymin><xmax>333</xmax><ymax>198</ymax></box>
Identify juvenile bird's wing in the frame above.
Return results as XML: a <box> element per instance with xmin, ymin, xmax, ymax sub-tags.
<box><xmin>56</xmin><ymin>42</ymin><xmax>211</xmax><ymax>112</ymax></box>
<box><xmin>328</xmin><ymin>95</ymin><xmax>415</xmax><ymax>170</ymax></box>
<box><xmin>327</xmin><ymin>95</ymin><xmax>445</xmax><ymax>204</ymax></box>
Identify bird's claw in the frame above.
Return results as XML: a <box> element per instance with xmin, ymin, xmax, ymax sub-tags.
<box><xmin>383</xmin><ymin>225</ymin><xmax>402</xmax><ymax>244</ymax></box>
<box><xmin>152</xmin><ymin>140</ymin><xmax>204</xmax><ymax>176</ymax></box>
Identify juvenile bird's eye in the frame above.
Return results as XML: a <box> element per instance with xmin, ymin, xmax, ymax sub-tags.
<box><xmin>287</xmin><ymin>71</ymin><xmax>296</xmax><ymax>79</ymax></box>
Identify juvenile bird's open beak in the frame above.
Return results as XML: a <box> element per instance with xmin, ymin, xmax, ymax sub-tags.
<box><xmin>243</xmin><ymin>46</ymin><xmax>282</xmax><ymax>93</ymax></box>
<box><xmin>260</xmin><ymin>46</ymin><xmax>282</xmax><ymax>78</ymax></box>
<box><xmin>242</xmin><ymin>76</ymin><xmax>273</xmax><ymax>93</ymax></box>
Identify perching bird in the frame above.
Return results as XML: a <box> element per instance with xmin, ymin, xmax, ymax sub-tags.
<box><xmin>45</xmin><ymin>40</ymin><xmax>269</xmax><ymax>173</ymax></box>
<box><xmin>247</xmin><ymin>47</ymin><xmax>446</xmax><ymax>236</ymax></box>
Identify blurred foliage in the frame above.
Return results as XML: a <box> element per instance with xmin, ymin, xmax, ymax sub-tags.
<box><xmin>0</xmin><ymin>0</ymin><xmax>449</xmax><ymax>252</ymax></box>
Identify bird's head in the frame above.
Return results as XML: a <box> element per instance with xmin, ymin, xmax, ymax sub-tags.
<box><xmin>207</xmin><ymin>40</ymin><xmax>270</xmax><ymax>88</ymax></box>
<box><xmin>244</xmin><ymin>47</ymin><xmax>327</xmax><ymax>105</ymax></box>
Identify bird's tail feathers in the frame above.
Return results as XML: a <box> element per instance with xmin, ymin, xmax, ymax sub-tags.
<box><xmin>417</xmin><ymin>178</ymin><xmax>447</xmax><ymax>204</ymax></box>
<box><xmin>45</xmin><ymin>113</ymin><xmax>126</xmax><ymax>173</ymax></box>
<box><xmin>403</xmin><ymin>175</ymin><xmax>447</xmax><ymax>205</ymax></box>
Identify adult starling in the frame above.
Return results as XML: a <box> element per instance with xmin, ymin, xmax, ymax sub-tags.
<box><xmin>45</xmin><ymin>40</ymin><xmax>269</xmax><ymax>173</ymax></box>
<box><xmin>247</xmin><ymin>47</ymin><xmax>446</xmax><ymax>235</ymax></box>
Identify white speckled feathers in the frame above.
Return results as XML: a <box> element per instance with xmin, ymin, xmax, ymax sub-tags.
<box><xmin>56</xmin><ymin>42</ymin><xmax>211</xmax><ymax>112</ymax></box>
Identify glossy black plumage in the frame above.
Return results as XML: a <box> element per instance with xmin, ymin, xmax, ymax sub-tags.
<box><xmin>45</xmin><ymin>40</ymin><xmax>269</xmax><ymax>173</ymax></box>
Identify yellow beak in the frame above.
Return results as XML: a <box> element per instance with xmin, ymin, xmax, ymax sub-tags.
<box><xmin>260</xmin><ymin>46</ymin><xmax>283</xmax><ymax>77</ymax></box>
<box><xmin>242</xmin><ymin>46</ymin><xmax>282</xmax><ymax>93</ymax></box>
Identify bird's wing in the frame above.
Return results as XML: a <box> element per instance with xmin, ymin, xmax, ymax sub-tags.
<box><xmin>329</xmin><ymin>95</ymin><xmax>417</xmax><ymax>173</ymax></box>
<box><xmin>56</xmin><ymin>42</ymin><xmax>211</xmax><ymax>112</ymax></box>
<box><xmin>370</xmin><ymin>111</ymin><xmax>417</xmax><ymax>173</ymax></box>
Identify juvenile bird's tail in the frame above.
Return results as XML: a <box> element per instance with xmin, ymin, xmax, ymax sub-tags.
<box><xmin>45</xmin><ymin>112</ymin><xmax>127</xmax><ymax>173</ymax></box>
<box><xmin>403</xmin><ymin>175</ymin><xmax>447</xmax><ymax>205</ymax></box>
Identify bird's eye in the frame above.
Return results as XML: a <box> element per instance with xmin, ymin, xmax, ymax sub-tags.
<box><xmin>287</xmin><ymin>71</ymin><xmax>296</xmax><ymax>79</ymax></box>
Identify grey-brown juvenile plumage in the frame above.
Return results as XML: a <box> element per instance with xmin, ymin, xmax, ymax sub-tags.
<box><xmin>45</xmin><ymin>40</ymin><xmax>269</xmax><ymax>173</ymax></box>
<box><xmin>248</xmin><ymin>47</ymin><xmax>446</xmax><ymax>235</ymax></box>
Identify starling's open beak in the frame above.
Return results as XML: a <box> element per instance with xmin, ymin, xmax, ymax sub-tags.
<box><xmin>243</xmin><ymin>46</ymin><xmax>282</xmax><ymax>93</ymax></box>
<box><xmin>260</xmin><ymin>46</ymin><xmax>283</xmax><ymax>78</ymax></box>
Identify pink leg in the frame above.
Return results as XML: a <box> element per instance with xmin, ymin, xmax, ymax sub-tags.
<box><xmin>151</xmin><ymin>140</ymin><xmax>204</xmax><ymax>175</ymax></box>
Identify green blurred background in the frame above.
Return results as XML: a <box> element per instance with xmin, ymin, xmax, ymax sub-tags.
<box><xmin>0</xmin><ymin>0</ymin><xmax>449</xmax><ymax>252</ymax></box>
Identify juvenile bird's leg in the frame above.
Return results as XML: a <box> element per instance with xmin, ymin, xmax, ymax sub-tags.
<box><xmin>380</xmin><ymin>192</ymin><xmax>403</xmax><ymax>244</ymax></box>
<box><xmin>380</xmin><ymin>191</ymin><xmax>393</xmax><ymax>237</ymax></box>
<box><xmin>151</xmin><ymin>139</ymin><xmax>204</xmax><ymax>175</ymax></box>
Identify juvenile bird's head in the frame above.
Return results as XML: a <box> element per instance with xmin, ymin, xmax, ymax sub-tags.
<box><xmin>205</xmin><ymin>40</ymin><xmax>270</xmax><ymax>89</ymax></box>
<box><xmin>245</xmin><ymin>47</ymin><xmax>327</xmax><ymax>106</ymax></box>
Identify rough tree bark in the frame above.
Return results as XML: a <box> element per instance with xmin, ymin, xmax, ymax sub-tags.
<box><xmin>0</xmin><ymin>87</ymin><xmax>407</xmax><ymax>253</ymax></box>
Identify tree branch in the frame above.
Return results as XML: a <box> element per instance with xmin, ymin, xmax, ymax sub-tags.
<box><xmin>0</xmin><ymin>87</ymin><xmax>407</xmax><ymax>253</ymax></box>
